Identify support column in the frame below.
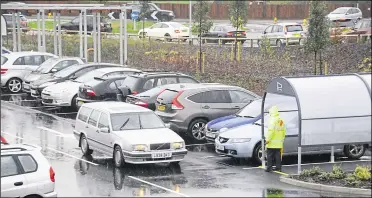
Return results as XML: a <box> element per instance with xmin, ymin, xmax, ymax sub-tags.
<box><xmin>12</xmin><ymin>12</ymin><xmax>17</xmax><ymax>52</ymax></box>
<box><xmin>53</xmin><ymin>11</ymin><xmax>57</xmax><ymax>55</ymax></box>
<box><xmin>58</xmin><ymin>11</ymin><xmax>62</xmax><ymax>57</ymax></box>
<box><xmin>119</xmin><ymin>9</ymin><xmax>123</xmax><ymax>65</ymax></box>
<box><xmin>123</xmin><ymin>8</ymin><xmax>128</xmax><ymax>65</ymax></box>
<box><xmin>16</xmin><ymin>11</ymin><xmax>21</xmax><ymax>52</ymax></box>
<box><xmin>84</xmin><ymin>9</ymin><xmax>88</xmax><ymax>61</ymax></box>
<box><xmin>92</xmin><ymin>11</ymin><xmax>97</xmax><ymax>62</ymax></box>
<box><xmin>331</xmin><ymin>146</ymin><xmax>335</xmax><ymax>162</ymax></box>
<box><xmin>79</xmin><ymin>10</ymin><xmax>83</xmax><ymax>59</ymax></box>
<box><xmin>41</xmin><ymin>9</ymin><xmax>46</xmax><ymax>52</ymax></box>
<box><xmin>298</xmin><ymin>146</ymin><xmax>302</xmax><ymax>174</ymax></box>
<box><xmin>97</xmin><ymin>12</ymin><xmax>101</xmax><ymax>63</ymax></box>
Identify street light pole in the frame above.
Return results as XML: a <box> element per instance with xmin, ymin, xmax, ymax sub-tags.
<box><xmin>189</xmin><ymin>0</ymin><xmax>192</xmax><ymax>45</ymax></box>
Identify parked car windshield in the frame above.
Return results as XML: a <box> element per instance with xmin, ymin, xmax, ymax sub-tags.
<box><xmin>1</xmin><ymin>56</ymin><xmax>8</xmax><ymax>65</ymax></box>
<box><xmin>34</xmin><ymin>57</ymin><xmax>60</xmax><ymax>74</ymax></box>
<box><xmin>111</xmin><ymin>112</ymin><xmax>165</xmax><ymax>131</ymax></box>
<box><xmin>168</xmin><ymin>22</ymin><xmax>183</xmax><ymax>28</ymax></box>
<box><xmin>331</xmin><ymin>8</ymin><xmax>348</xmax><ymax>14</ymax></box>
<box><xmin>53</xmin><ymin>65</ymin><xmax>83</xmax><ymax>78</ymax></box>
<box><xmin>236</xmin><ymin>100</ymin><xmax>262</xmax><ymax>118</ymax></box>
<box><xmin>122</xmin><ymin>76</ymin><xmax>139</xmax><ymax>90</ymax></box>
<box><xmin>258</xmin><ymin>111</ymin><xmax>298</xmax><ymax>127</ymax></box>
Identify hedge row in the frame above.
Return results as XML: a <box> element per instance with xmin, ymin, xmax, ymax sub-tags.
<box><xmin>3</xmin><ymin>34</ymin><xmax>371</xmax><ymax>95</ymax></box>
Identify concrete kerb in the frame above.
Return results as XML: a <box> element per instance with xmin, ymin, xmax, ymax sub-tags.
<box><xmin>280</xmin><ymin>175</ymin><xmax>372</xmax><ymax>196</ymax></box>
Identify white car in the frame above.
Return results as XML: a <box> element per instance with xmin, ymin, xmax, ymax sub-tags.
<box><xmin>1</xmin><ymin>52</ymin><xmax>58</xmax><ymax>93</ymax></box>
<box><xmin>73</xmin><ymin>102</ymin><xmax>187</xmax><ymax>167</ymax></box>
<box><xmin>138</xmin><ymin>22</ymin><xmax>189</xmax><ymax>41</ymax></box>
<box><xmin>23</xmin><ymin>57</ymin><xmax>85</xmax><ymax>93</ymax></box>
<box><xmin>41</xmin><ymin>67</ymin><xmax>141</xmax><ymax>110</ymax></box>
<box><xmin>1</xmin><ymin>144</ymin><xmax>57</xmax><ymax>197</ymax></box>
<box><xmin>327</xmin><ymin>7</ymin><xmax>362</xmax><ymax>22</ymax></box>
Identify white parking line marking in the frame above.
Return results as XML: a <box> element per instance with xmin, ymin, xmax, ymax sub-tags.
<box><xmin>45</xmin><ymin>147</ymin><xmax>98</xmax><ymax>166</ymax></box>
<box><xmin>281</xmin><ymin>159</ymin><xmax>372</xmax><ymax>167</ymax></box>
<box><xmin>128</xmin><ymin>176</ymin><xmax>190</xmax><ymax>197</ymax></box>
<box><xmin>201</xmin><ymin>155</ymin><xmax>227</xmax><ymax>159</ymax></box>
<box><xmin>185</xmin><ymin>143</ymin><xmax>215</xmax><ymax>147</ymax></box>
<box><xmin>1</xmin><ymin>131</ymin><xmax>97</xmax><ymax>166</ymax></box>
<box><xmin>242</xmin><ymin>167</ymin><xmax>261</xmax><ymax>170</ymax></box>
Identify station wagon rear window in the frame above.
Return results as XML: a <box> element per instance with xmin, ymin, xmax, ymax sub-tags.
<box><xmin>285</xmin><ymin>25</ymin><xmax>303</xmax><ymax>32</ymax></box>
<box><xmin>78</xmin><ymin>106</ymin><xmax>92</xmax><ymax>122</ymax></box>
<box><xmin>111</xmin><ymin>112</ymin><xmax>164</xmax><ymax>131</ymax></box>
<box><xmin>1</xmin><ymin>56</ymin><xmax>8</xmax><ymax>65</ymax></box>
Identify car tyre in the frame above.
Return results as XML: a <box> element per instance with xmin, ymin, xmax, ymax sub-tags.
<box><xmin>253</xmin><ymin>143</ymin><xmax>264</xmax><ymax>165</ymax></box>
<box><xmin>113</xmin><ymin>146</ymin><xmax>125</xmax><ymax>168</ymax></box>
<box><xmin>344</xmin><ymin>144</ymin><xmax>366</xmax><ymax>160</ymax></box>
<box><xmin>188</xmin><ymin>118</ymin><xmax>208</xmax><ymax>141</ymax></box>
<box><xmin>139</xmin><ymin>32</ymin><xmax>147</xmax><ymax>39</ymax></box>
<box><xmin>164</xmin><ymin>33</ymin><xmax>172</xmax><ymax>42</ymax></box>
<box><xmin>80</xmin><ymin>134</ymin><xmax>93</xmax><ymax>155</ymax></box>
<box><xmin>276</xmin><ymin>39</ymin><xmax>283</xmax><ymax>48</ymax></box>
<box><xmin>6</xmin><ymin>77</ymin><xmax>23</xmax><ymax>93</ymax></box>
<box><xmin>71</xmin><ymin>95</ymin><xmax>78</xmax><ymax>111</ymax></box>
<box><xmin>170</xmin><ymin>161</ymin><xmax>180</xmax><ymax>166</ymax></box>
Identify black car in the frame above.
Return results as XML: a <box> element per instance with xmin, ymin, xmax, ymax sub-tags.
<box><xmin>118</xmin><ymin>72</ymin><xmax>199</xmax><ymax>95</ymax></box>
<box><xmin>109</xmin><ymin>3</ymin><xmax>175</xmax><ymax>22</ymax></box>
<box><xmin>202</xmin><ymin>25</ymin><xmax>247</xmax><ymax>44</ymax></box>
<box><xmin>3</xmin><ymin>13</ymin><xmax>29</xmax><ymax>32</ymax></box>
<box><xmin>59</xmin><ymin>15</ymin><xmax>112</xmax><ymax>33</ymax></box>
<box><xmin>126</xmin><ymin>83</ymin><xmax>193</xmax><ymax>111</ymax></box>
<box><xmin>29</xmin><ymin>63</ymin><xmax>122</xmax><ymax>98</ymax></box>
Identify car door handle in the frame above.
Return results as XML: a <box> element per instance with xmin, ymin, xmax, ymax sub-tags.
<box><xmin>233</xmin><ymin>106</ymin><xmax>240</xmax><ymax>109</ymax></box>
<box><xmin>96</xmin><ymin>130</ymin><xmax>99</xmax><ymax>133</ymax></box>
<box><xmin>85</xmin><ymin>126</ymin><xmax>89</xmax><ymax>128</ymax></box>
<box><xmin>14</xmin><ymin>182</ymin><xmax>23</xmax><ymax>186</ymax></box>
<box><xmin>202</xmin><ymin>105</ymin><xmax>210</xmax><ymax>109</ymax></box>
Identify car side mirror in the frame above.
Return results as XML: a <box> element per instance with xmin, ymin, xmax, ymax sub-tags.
<box><xmin>51</xmin><ymin>68</ymin><xmax>57</xmax><ymax>73</ymax></box>
<box><xmin>165</xmin><ymin>123</ymin><xmax>171</xmax><ymax>129</ymax></box>
<box><xmin>99</xmin><ymin>127</ymin><xmax>109</xmax><ymax>133</ymax></box>
<box><xmin>263</xmin><ymin>31</ymin><xmax>266</xmax><ymax>34</ymax></box>
<box><xmin>70</xmin><ymin>76</ymin><xmax>77</xmax><ymax>80</ymax></box>
<box><xmin>345</xmin><ymin>13</ymin><xmax>349</xmax><ymax>15</ymax></box>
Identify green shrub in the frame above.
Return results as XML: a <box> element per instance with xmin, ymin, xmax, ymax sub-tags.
<box><xmin>345</xmin><ymin>174</ymin><xmax>362</xmax><ymax>186</ymax></box>
<box><xmin>300</xmin><ymin>166</ymin><xmax>323</xmax><ymax>177</ymax></box>
<box><xmin>354</xmin><ymin>165</ymin><xmax>371</xmax><ymax>181</ymax></box>
<box><xmin>329</xmin><ymin>165</ymin><xmax>346</xmax><ymax>179</ymax></box>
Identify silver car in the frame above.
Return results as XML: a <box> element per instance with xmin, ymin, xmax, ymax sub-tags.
<box><xmin>260</xmin><ymin>23</ymin><xmax>306</xmax><ymax>47</ymax></box>
<box><xmin>1</xmin><ymin>52</ymin><xmax>58</xmax><ymax>93</ymax></box>
<box><xmin>73</xmin><ymin>102</ymin><xmax>187</xmax><ymax>167</ymax></box>
<box><xmin>215</xmin><ymin>110</ymin><xmax>369</xmax><ymax>164</ymax></box>
<box><xmin>155</xmin><ymin>83</ymin><xmax>260</xmax><ymax>141</ymax></box>
<box><xmin>327</xmin><ymin>7</ymin><xmax>362</xmax><ymax>22</ymax></box>
<box><xmin>22</xmin><ymin>57</ymin><xmax>85</xmax><ymax>93</ymax></box>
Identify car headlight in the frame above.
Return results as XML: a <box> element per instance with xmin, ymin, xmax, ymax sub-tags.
<box><xmin>169</xmin><ymin>12</ymin><xmax>174</xmax><ymax>16</ymax></box>
<box><xmin>230</xmin><ymin>138</ymin><xmax>251</xmax><ymax>143</ymax></box>
<box><xmin>133</xmin><ymin>144</ymin><xmax>148</xmax><ymax>151</ymax></box>
<box><xmin>171</xmin><ymin>142</ymin><xmax>184</xmax><ymax>149</ymax></box>
<box><xmin>219</xmin><ymin>127</ymin><xmax>229</xmax><ymax>133</ymax></box>
<box><xmin>39</xmin><ymin>81</ymin><xmax>56</xmax><ymax>88</ymax></box>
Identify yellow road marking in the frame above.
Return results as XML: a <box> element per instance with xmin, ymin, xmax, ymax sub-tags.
<box><xmin>258</xmin><ymin>166</ymin><xmax>288</xmax><ymax>176</ymax></box>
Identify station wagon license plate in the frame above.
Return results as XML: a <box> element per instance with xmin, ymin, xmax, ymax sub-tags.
<box><xmin>157</xmin><ymin>105</ymin><xmax>166</xmax><ymax>111</ymax></box>
<box><xmin>151</xmin><ymin>152</ymin><xmax>172</xmax><ymax>159</ymax></box>
<box><xmin>31</xmin><ymin>89</ymin><xmax>37</xmax><ymax>95</ymax></box>
<box><xmin>236</xmin><ymin>33</ymin><xmax>241</xmax><ymax>36</ymax></box>
<box><xmin>206</xmin><ymin>132</ymin><xmax>216</xmax><ymax>138</ymax></box>
<box><xmin>293</xmin><ymin>33</ymin><xmax>300</xmax><ymax>37</ymax></box>
<box><xmin>23</xmin><ymin>84</ymin><xmax>29</xmax><ymax>90</ymax></box>
<box><xmin>216</xmin><ymin>144</ymin><xmax>224</xmax><ymax>151</ymax></box>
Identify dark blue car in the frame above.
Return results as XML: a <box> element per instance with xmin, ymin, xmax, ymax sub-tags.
<box><xmin>205</xmin><ymin>99</ymin><xmax>263</xmax><ymax>142</ymax></box>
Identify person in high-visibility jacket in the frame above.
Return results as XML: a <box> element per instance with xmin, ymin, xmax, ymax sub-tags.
<box><xmin>265</xmin><ymin>105</ymin><xmax>286</xmax><ymax>172</ymax></box>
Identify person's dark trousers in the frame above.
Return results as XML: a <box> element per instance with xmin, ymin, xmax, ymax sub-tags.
<box><xmin>266</xmin><ymin>148</ymin><xmax>281</xmax><ymax>172</ymax></box>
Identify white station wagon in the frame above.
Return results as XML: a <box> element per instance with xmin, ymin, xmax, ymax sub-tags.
<box><xmin>73</xmin><ymin>102</ymin><xmax>187</xmax><ymax>167</ymax></box>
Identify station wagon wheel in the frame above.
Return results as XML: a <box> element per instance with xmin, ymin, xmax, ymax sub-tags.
<box><xmin>7</xmin><ymin>78</ymin><xmax>22</xmax><ymax>93</ymax></box>
<box><xmin>276</xmin><ymin>40</ymin><xmax>283</xmax><ymax>48</ymax></box>
<box><xmin>80</xmin><ymin>134</ymin><xmax>93</xmax><ymax>155</ymax></box>
<box><xmin>253</xmin><ymin>143</ymin><xmax>267</xmax><ymax>165</ymax></box>
<box><xmin>344</xmin><ymin>144</ymin><xmax>366</xmax><ymax>159</ymax></box>
<box><xmin>188</xmin><ymin>119</ymin><xmax>207</xmax><ymax>141</ymax></box>
<box><xmin>113</xmin><ymin>146</ymin><xmax>125</xmax><ymax>168</ymax></box>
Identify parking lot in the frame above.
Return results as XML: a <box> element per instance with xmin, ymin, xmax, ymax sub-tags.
<box><xmin>1</xmin><ymin>93</ymin><xmax>370</xmax><ymax>197</ymax></box>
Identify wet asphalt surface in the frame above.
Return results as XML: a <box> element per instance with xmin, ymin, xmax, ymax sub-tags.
<box><xmin>1</xmin><ymin>93</ymin><xmax>371</xmax><ymax>197</ymax></box>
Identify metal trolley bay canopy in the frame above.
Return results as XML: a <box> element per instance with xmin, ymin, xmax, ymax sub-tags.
<box><xmin>260</xmin><ymin>73</ymin><xmax>371</xmax><ymax>173</ymax></box>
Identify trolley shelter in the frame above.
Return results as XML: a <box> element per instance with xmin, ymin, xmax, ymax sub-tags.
<box><xmin>260</xmin><ymin>73</ymin><xmax>371</xmax><ymax>173</ymax></box>
<box><xmin>1</xmin><ymin>3</ymin><xmax>129</xmax><ymax>65</ymax></box>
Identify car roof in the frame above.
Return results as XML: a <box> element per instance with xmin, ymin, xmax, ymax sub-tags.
<box><xmin>1</xmin><ymin>51</ymin><xmax>55</xmax><ymax>57</ymax></box>
<box><xmin>166</xmin><ymin>83</ymin><xmax>242</xmax><ymax>91</ymax></box>
<box><xmin>82</xmin><ymin>101</ymin><xmax>151</xmax><ymax>114</ymax></box>
<box><xmin>50</xmin><ymin>57</ymin><xmax>82</xmax><ymax>61</ymax></box>
<box><xmin>91</xmin><ymin>66</ymin><xmax>141</xmax><ymax>73</ymax></box>
<box><xmin>1</xmin><ymin>144</ymin><xmax>41</xmax><ymax>154</ymax></box>
<box><xmin>129</xmin><ymin>71</ymin><xmax>191</xmax><ymax>78</ymax></box>
<box><xmin>276</xmin><ymin>23</ymin><xmax>303</xmax><ymax>26</ymax></box>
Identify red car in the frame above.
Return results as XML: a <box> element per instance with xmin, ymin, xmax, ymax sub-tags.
<box><xmin>1</xmin><ymin>135</ymin><xmax>9</xmax><ymax>145</ymax></box>
<box><xmin>347</xmin><ymin>18</ymin><xmax>372</xmax><ymax>35</ymax></box>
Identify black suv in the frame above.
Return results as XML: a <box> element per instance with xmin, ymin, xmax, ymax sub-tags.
<box><xmin>119</xmin><ymin>72</ymin><xmax>199</xmax><ymax>95</ymax></box>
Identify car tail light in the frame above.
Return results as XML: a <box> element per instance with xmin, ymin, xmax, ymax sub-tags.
<box><xmin>86</xmin><ymin>89</ymin><xmax>96</xmax><ymax>97</ymax></box>
<box><xmin>131</xmin><ymin>91</ymin><xmax>138</xmax><ymax>95</ymax></box>
<box><xmin>242</xmin><ymin>32</ymin><xmax>246</xmax><ymax>35</ymax></box>
<box><xmin>49</xmin><ymin>167</ymin><xmax>55</xmax><ymax>182</ymax></box>
<box><xmin>1</xmin><ymin>136</ymin><xmax>8</xmax><ymax>144</ymax></box>
<box><xmin>175</xmin><ymin>29</ymin><xmax>180</xmax><ymax>33</ymax></box>
<box><xmin>1</xmin><ymin>68</ymin><xmax>8</xmax><ymax>74</ymax></box>
<box><xmin>171</xmin><ymin>90</ymin><xmax>184</xmax><ymax>110</ymax></box>
<box><xmin>135</xmin><ymin>101</ymin><xmax>149</xmax><ymax>108</ymax></box>
<box><xmin>227</xmin><ymin>32</ymin><xmax>233</xmax><ymax>36</ymax></box>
